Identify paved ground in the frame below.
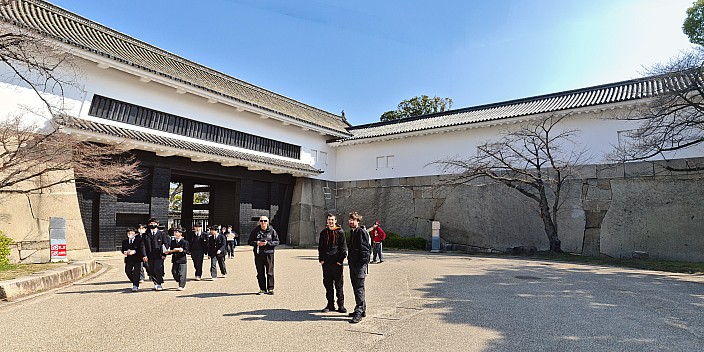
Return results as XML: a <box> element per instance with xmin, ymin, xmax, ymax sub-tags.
<box><xmin>1</xmin><ymin>247</ymin><xmax>703</xmax><ymax>352</ymax></box>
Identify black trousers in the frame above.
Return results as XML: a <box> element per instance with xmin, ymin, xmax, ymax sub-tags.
<box><xmin>148</xmin><ymin>257</ymin><xmax>165</xmax><ymax>285</ymax></box>
<box><xmin>125</xmin><ymin>261</ymin><xmax>142</xmax><ymax>287</ymax></box>
<box><xmin>210</xmin><ymin>255</ymin><xmax>227</xmax><ymax>277</ymax></box>
<box><xmin>349</xmin><ymin>266</ymin><xmax>367</xmax><ymax>315</ymax></box>
<box><xmin>172</xmin><ymin>262</ymin><xmax>187</xmax><ymax>288</ymax></box>
<box><xmin>322</xmin><ymin>263</ymin><xmax>344</xmax><ymax>308</ymax></box>
<box><xmin>226</xmin><ymin>240</ymin><xmax>235</xmax><ymax>257</ymax></box>
<box><xmin>254</xmin><ymin>253</ymin><xmax>275</xmax><ymax>291</ymax></box>
<box><xmin>191</xmin><ymin>251</ymin><xmax>204</xmax><ymax>277</ymax></box>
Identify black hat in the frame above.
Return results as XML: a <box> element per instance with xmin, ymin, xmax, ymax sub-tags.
<box><xmin>194</xmin><ymin>222</ymin><xmax>203</xmax><ymax>227</ymax></box>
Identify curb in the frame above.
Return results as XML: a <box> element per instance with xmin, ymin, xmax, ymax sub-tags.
<box><xmin>0</xmin><ymin>260</ymin><xmax>98</xmax><ymax>301</ymax></box>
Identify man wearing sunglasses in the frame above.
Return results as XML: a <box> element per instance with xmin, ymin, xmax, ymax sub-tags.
<box><xmin>248</xmin><ymin>216</ymin><xmax>280</xmax><ymax>295</ymax></box>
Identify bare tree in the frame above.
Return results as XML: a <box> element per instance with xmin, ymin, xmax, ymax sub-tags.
<box><xmin>431</xmin><ymin>115</ymin><xmax>589</xmax><ymax>252</ymax></box>
<box><xmin>0</xmin><ymin>11</ymin><xmax>140</xmax><ymax>195</ymax></box>
<box><xmin>612</xmin><ymin>48</ymin><xmax>704</xmax><ymax>170</ymax></box>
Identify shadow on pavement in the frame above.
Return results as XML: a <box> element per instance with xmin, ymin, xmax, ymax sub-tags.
<box><xmin>177</xmin><ymin>292</ymin><xmax>257</xmax><ymax>299</ymax></box>
<box><xmin>224</xmin><ymin>308</ymin><xmax>348</xmax><ymax>322</ymax></box>
<box><xmin>56</xmin><ymin>287</ymin><xmax>132</xmax><ymax>295</ymax></box>
<box><xmin>416</xmin><ymin>263</ymin><xmax>704</xmax><ymax>351</ymax></box>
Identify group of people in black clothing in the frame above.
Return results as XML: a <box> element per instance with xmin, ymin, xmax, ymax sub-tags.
<box><xmin>122</xmin><ymin>211</ymin><xmax>373</xmax><ymax>324</ymax></box>
<box><xmin>121</xmin><ymin>216</ymin><xmax>277</xmax><ymax>293</ymax></box>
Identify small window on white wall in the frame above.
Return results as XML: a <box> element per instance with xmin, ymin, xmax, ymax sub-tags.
<box><xmin>311</xmin><ymin>149</ymin><xmax>318</xmax><ymax>164</ymax></box>
<box><xmin>617</xmin><ymin>130</ymin><xmax>637</xmax><ymax>149</ymax></box>
<box><xmin>319</xmin><ymin>151</ymin><xmax>328</xmax><ymax>166</ymax></box>
<box><xmin>376</xmin><ymin>155</ymin><xmax>395</xmax><ymax>169</ymax></box>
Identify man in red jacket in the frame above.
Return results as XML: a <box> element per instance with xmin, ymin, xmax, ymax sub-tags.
<box><xmin>370</xmin><ymin>220</ymin><xmax>386</xmax><ymax>263</ymax></box>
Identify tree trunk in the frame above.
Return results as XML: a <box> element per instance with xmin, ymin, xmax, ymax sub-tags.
<box><xmin>539</xmin><ymin>187</ymin><xmax>562</xmax><ymax>252</ymax></box>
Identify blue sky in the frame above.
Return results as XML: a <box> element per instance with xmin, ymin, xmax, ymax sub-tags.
<box><xmin>49</xmin><ymin>0</ymin><xmax>695</xmax><ymax>126</ymax></box>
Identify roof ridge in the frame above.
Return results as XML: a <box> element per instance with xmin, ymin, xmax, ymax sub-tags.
<box><xmin>3</xmin><ymin>0</ymin><xmax>348</xmax><ymax>130</ymax></box>
<box><xmin>348</xmin><ymin>72</ymin><xmax>681</xmax><ymax>131</ymax></box>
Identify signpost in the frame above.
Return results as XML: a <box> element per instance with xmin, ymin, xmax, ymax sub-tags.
<box><xmin>431</xmin><ymin>221</ymin><xmax>441</xmax><ymax>253</ymax></box>
<box><xmin>50</xmin><ymin>217</ymin><xmax>67</xmax><ymax>262</ymax></box>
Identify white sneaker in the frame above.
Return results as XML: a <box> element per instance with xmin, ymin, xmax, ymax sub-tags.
<box><xmin>156</xmin><ymin>285</ymin><xmax>163</xmax><ymax>291</ymax></box>
<box><xmin>177</xmin><ymin>287</ymin><xmax>185</xmax><ymax>291</ymax></box>
<box><xmin>195</xmin><ymin>276</ymin><xmax>201</xmax><ymax>281</ymax></box>
<box><xmin>222</xmin><ymin>274</ymin><xmax>227</xmax><ymax>278</ymax></box>
<box><xmin>154</xmin><ymin>284</ymin><xmax>159</xmax><ymax>290</ymax></box>
<box><xmin>131</xmin><ymin>285</ymin><xmax>139</xmax><ymax>292</ymax></box>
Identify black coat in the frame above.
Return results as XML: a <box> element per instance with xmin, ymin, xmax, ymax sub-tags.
<box><xmin>186</xmin><ymin>231</ymin><xmax>208</xmax><ymax>253</ymax></box>
<box><xmin>121</xmin><ymin>236</ymin><xmax>146</xmax><ymax>264</ymax></box>
<box><xmin>347</xmin><ymin>226</ymin><xmax>371</xmax><ymax>269</ymax></box>
<box><xmin>248</xmin><ymin>226</ymin><xmax>279</xmax><ymax>255</ymax></box>
<box><xmin>318</xmin><ymin>226</ymin><xmax>347</xmax><ymax>264</ymax></box>
<box><xmin>207</xmin><ymin>233</ymin><xmax>227</xmax><ymax>257</ymax></box>
<box><xmin>143</xmin><ymin>230</ymin><xmax>171</xmax><ymax>259</ymax></box>
<box><xmin>169</xmin><ymin>238</ymin><xmax>190</xmax><ymax>264</ymax></box>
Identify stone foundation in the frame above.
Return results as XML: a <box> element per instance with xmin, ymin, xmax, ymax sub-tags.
<box><xmin>332</xmin><ymin>158</ymin><xmax>704</xmax><ymax>262</ymax></box>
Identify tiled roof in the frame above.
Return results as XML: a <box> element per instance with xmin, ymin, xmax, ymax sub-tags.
<box><xmin>0</xmin><ymin>0</ymin><xmax>350</xmax><ymax>135</ymax></box>
<box><xmin>61</xmin><ymin>117</ymin><xmax>322</xmax><ymax>175</ymax></box>
<box><xmin>341</xmin><ymin>72</ymin><xmax>692</xmax><ymax>142</ymax></box>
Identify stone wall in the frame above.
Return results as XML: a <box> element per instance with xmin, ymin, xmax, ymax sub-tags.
<box><xmin>333</xmin><ymin>158</ymin><xmax>704</xmax><ymax>262</ymax></box>
<box><xmin>0</xmin><ymin>170</ymin><xmax>92</xmax><ymax>263</ymax></box>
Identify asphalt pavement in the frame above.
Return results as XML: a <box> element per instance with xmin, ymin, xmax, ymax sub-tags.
<box><xmin>1</xmin><ymin>247</ymin><xmax>703</xmax><ymax>352</ymax></box>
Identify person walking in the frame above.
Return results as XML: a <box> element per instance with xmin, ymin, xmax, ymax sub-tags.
<box><xmin>370</xmin><ymin>220</ymin><xmax>386</xmax><ymax>263</ymax></box>
<box><xmin>143</xmin><ymin>218</ymin><xmax>171</xmax><ymax>291</ymax></box>
<box><xmin>207</xmin><ymin>225</ymin><xmax>227</xmax><ymax>279</ymax></box>
<box><xmin>347</xmin><ymin>211</ymin><xmax>371</xmax><ymax>323</ymax></box>
<box><xmin>121</xmin><ymin>228</ymin><xmax>146</xmax><ymax>292</ymax></box>
<box><xmin>224</xmin><ymin>225</ymin><xmax>235</xmax><ymax>258</ymax></box>
<box><xmin>248</xmin><ymin>216</ymin><xmax>279</xmax><ymax>295</ymax></box>
<box><xmin>186</xmin><ymin>222</ymin><xmax>208</xmax><ymax>280</ymax></box>
<box><xmin>318</xmin><ymin>213</ymin><xmax>347</xmax><ymax>313</ymax></box>
<box><xmin>167</xmin><ymin>228</ymin><xmax>189</xmax><ymax>290</ymax></box>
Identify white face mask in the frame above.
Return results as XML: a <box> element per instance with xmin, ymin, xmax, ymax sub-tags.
<box><xmin>128</xmin><ymin>234</ymin><xmax>135</xmax><ymax>240</ymax></box>
<box><xmin>138</xmin><ymin>229</ymin><xmax>146</xmax><ymax>234</ymax></box>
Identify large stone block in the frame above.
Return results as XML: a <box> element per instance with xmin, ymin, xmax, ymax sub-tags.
<box><xmin>582</xmin><ymin>228</ymin><xmax>601</xmax><ymax>256</ymax></box>
<box><xmin>601</xmin><ymin>178</ymin><xmax>704</xmax><ymax>261</ymax></box>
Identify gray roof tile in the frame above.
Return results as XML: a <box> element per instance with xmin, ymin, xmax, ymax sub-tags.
<box><xmin>61</xmin><ymin>117</ymin><xmax>321</xmax><ymax>175</ymax></box>
<box><xmin>1</xmin><ymin>0</ymin><xmax>350</xmax><ymax>135</ymax></box>
<box><xmin>342</xmin><ymin>72</ymin><xmax>690</xmax><ymax>142</ymax></box>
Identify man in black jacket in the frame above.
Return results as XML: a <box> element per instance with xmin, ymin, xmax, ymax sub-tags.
<box><xmin>186</xmin><ymin>222</ymin><xmax>208</xmax><ymax>280</ymax></box>
<box><xmin>143</xmin><ymin>218</ymin><xmax>171</xmax><ymax>291</ymax></box>
<box><xmin>168</xmin><ymin>228</ymin><xmax>189</xmax><ymax>290</ymax></box>
<box><xmin>121</xmin><ymin>228</ymin><xmax>146</xmax><ymax>292</ymax></box>
<box><xmin>207</xmin><ymin>225</ymin><xmax>228</xmax><ymax>279</ymax></box>
<box><xmin>347</xmin><ymin>211</ymin><xmax>371</xmax><ymax>323</ymax></box>
<box><xmin>318</xmin><ymin>213</ymin><xmax>347</xmax><ymax>313</ymax></box>
<box><xmin>248</xmin><ymin>216</ymin><xmax>279</xmax><ymax>295</ymax></box>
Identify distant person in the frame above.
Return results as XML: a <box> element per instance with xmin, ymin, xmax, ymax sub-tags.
<box><xmin>143</xmin><ymin>218</ymin><xmax>171</xmax><ymax>291</ymax></box>
<box><xmin>370</xmin><ymin>220</ymin><xmax>387</xmax><ymax>263</ymax></box>
<box><xmin>318</xmin><ymin>213</ymin><xmax>347</xmax><ymax>313</ymax></box>
<box><xmin>121</xmin><ymin>228</ymin><xmax>146</xmax><ymax>292</ymax></box>
<box><xmin>224</xmin><ymin>225</ymin><xmax>235</xmax><ymax>258</ymax></box>
<box><xmin>248</xmin><ymin>216</ymin><xmax>279</xmax><ymax>295</ymax></box>
<box><xmin>347</xmin><ymin>211</ymin><xmax>371</xmax><ymax>324</ymax></box>
<box><xmin>186</xmin><ymin>222</ymin><xmax>208</xmax><ymax>280</ymax></box>
<box><xmin>229</xmin><ymin>225</ymin><xmax>239</xmax><ymax>246</ymax></box>
<box><xmin>207</xmin><ymin>225</ymin><xmax>227</xmax><ymax>279</ymax></box>
<box><xmin>167</xmin><ymin>228</ymin><xmax>189</xmax><ymax>290</ymax></box>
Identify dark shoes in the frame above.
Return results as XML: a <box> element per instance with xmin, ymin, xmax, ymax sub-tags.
<box><xmin>267</xmin><ymin>290</ymin><xmax>274</xmax><ymax>295</ymax></box>
<box><xmin>322</xmin><ymin>306</ymin><xmax>347</xmax><ymax>313</ymax></box>
<box><xmin>350</xmin><ymin>313</ymin><xmax>364</xmax><ymax>324</ymax></box>
<box><xmin>348</xmin><ymin>311</ymin><xmax>366</xmax><ymax>318</ymax></box>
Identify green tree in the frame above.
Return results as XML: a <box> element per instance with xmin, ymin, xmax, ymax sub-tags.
<box><xmin>683</xmin><ymin>0</ymin><xmax>704</xmax><ymax>45</ymax></box>
<box><xmin>380</xmin><ymin>95</ymin><xmax>453</xmax><ymax>122</ymax></box>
